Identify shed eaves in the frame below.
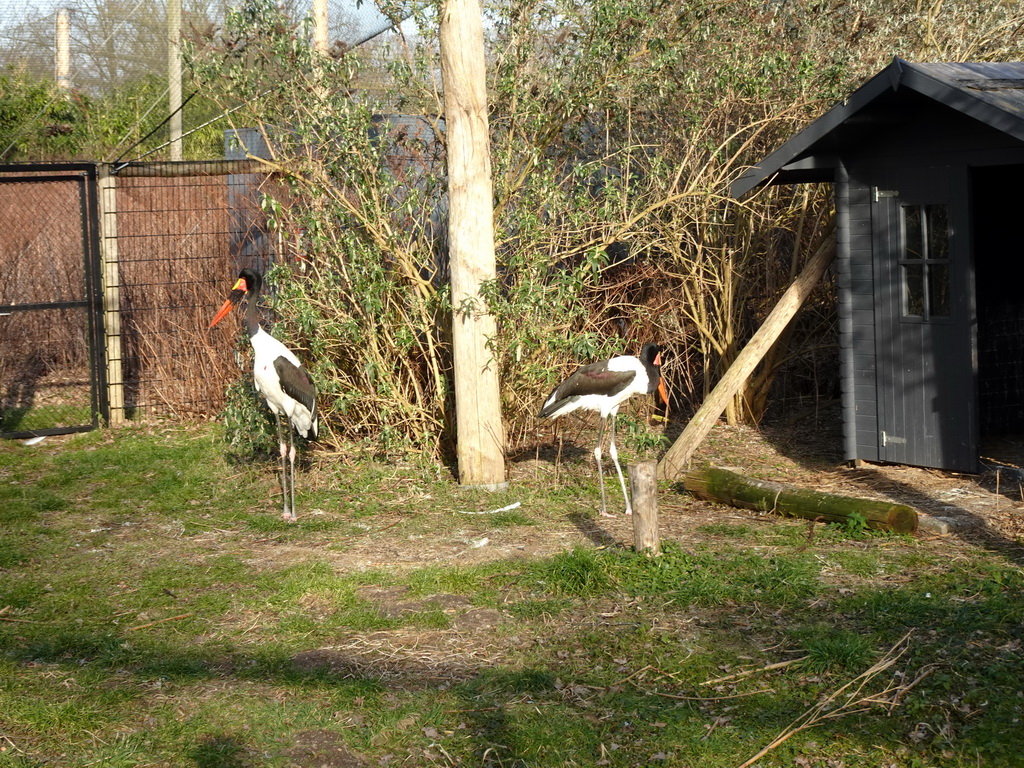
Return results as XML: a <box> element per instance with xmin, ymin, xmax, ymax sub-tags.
<box><xmin>730</xmin><ymin>58</ymin><xmax>1024</xmax><ymax>198</ymax></box>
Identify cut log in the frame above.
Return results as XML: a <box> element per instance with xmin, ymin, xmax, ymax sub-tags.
<box><xmin>681</xmin><ymin>465</ymin><xmax>918</xmax><ymax>534</ymax></box>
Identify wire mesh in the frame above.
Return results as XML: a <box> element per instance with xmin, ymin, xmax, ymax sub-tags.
<box><xmin>113</xmin><ymin>168</ymin><xmax>284</xmax><ymax>418</ymax></box>
<box><xmin>0</xmin><ymin>171</ymin><xmax>98</xmax><ymax>435</ymax></box>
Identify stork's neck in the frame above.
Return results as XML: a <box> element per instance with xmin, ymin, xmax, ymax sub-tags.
<box><xmin>243</xmin><ymin>294</ymin><xmax>261</xmax><ymax>339</ymax></box>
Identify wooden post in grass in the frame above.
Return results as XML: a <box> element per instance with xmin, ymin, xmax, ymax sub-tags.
<box><xmin>439</xmin><ymin>0</ymin><xmax>507</xmax><ymax>488</ymax></box>
<box><xmin>629</xmin><ymin>460</ymin><xmax>661</xmax><ymax>555</ymax></box>
<box><xmin>658</xmin><ymin>223</ymin><xmax>836</xmax><ymax>482</ymax></box>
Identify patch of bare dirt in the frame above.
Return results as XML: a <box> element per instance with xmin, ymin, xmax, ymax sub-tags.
<box><xmin>356</xmin><ymin>585</ymin><xmax>475</xmax><ymax>619</ymax></box>
<box><xmin>292</xmin><ymin>626</ymin><xmax>512</xmax><ymax>686</ymax></box>
<box><xmin>291</xmin><ymin>585</ymin><xmax>513</xmax><ymax>687</ymax></box>
<box><xmin>243</xmin><ymin>513</ymin><xmax>603</xmax><ymax>576</ymax></box>
<box><xmin>279</xmin><ymin>729</ymin><xmax>366</xmax><ymax>768</ymax></box>
<box><xmin>223</xmin><ymin>411</ymin><xmax>1024</xmax><ymax>601</ymax></box>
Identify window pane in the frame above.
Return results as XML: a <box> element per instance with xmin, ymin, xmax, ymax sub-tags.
<box><xmin>903</xmin><ymin>206</ymin><xmax>923</xmax><ymax>259</ymax></box>
<box><xmin>927</xmin><ymin>205</ymin><xmax>949</xmax><ymax>260</ymax></box>
<box><xmin>904</xmin><ymin>263</ymin><xmax>925</xmax><ymax>316</ymax></box>
<box><xmin>929</xmin><ymin>263</ymin><xmax>951</xmax><ymax>317</ymax></box>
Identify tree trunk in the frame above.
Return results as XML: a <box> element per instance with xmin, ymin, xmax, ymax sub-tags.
<box><xmin>681</xmin><ymin>465</ymin><xmax>918</xmax><ymax>534</ymax></box>
<box><xmin>440</xmin><ymin>0</ymin><xmax>507</xmax><ymax>488</ymax></box>
<box><xmin>658</xmin><ymin>222</ymin><xmax>835</xmax><ymax>481</ymax></box>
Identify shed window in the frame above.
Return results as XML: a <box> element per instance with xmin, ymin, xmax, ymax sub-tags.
<box><xmin>901</xmin><ymin>204</ymin><xmax>951</xmax><ymax>319</ymax></box>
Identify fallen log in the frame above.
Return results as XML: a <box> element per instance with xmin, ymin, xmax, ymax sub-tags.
<box><xmin>681</xmin><ymin>465</ymin><xmax>918</xmax><ymax>534</ymax></box>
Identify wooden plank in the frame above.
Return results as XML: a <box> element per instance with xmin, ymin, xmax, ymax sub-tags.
<box><xmin>658</xmin><ymin>222</ymin><xmax>836</xmax><ymax>481</ymax></box>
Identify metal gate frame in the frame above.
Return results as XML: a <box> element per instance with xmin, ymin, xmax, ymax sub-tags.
<box><xmin>0</xmin><ymin>163</ymin><xmax>108</xmax><ymax>439</ymax></box>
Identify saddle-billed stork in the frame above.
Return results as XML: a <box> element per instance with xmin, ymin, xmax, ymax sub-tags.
<box><xmin>209</xmin><ymin>268</ymin><xmax>318</xmax><ymax>522</ymax></box>
<box><xmin>539</xmin><ymin>343</ymin><xmax>668</xmax><ymax>517</ymax></box>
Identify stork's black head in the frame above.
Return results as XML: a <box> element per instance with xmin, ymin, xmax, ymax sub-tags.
<box><xmin>639</xmin><ymin>343</ymin><xmax>669</xmax><ymax>408</ymax></box>
<box><xmin>237</xmin><ymin>268</ymin><xmax>263</xmax><ymax>295</ymax></box>
<box><xmin>209</xmin><ymin>268</ymin><xmax>265</xmax><ymax>329</ymax></box>
<box><xmin>640</xmin><ymin>343</ymin><xmax>662</xmax><ymax>367</ymax></box>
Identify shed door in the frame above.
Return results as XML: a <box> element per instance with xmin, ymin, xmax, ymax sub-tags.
<box><xmin>873</xmin><ymin>166</ymin><xmax>976</xmax><ymax>472</ymax></box>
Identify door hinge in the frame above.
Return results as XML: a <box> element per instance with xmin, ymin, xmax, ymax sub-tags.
<box><xmin>881</xmin><ymin>431</ymin><xmax>906</xmax><ymax>447</ymax></box>
<box><xmin>873</xmin><ymin>187</ymin><xmax>899</xmax><ymax>201</ymax></box>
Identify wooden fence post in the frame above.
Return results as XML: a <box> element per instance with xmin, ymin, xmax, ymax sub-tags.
<box><xmin>168</xmin><ymin>0</ymin><xmax>182</xmax><ymax>161</ymax></box>
<box><xmin>629</xmin><ymin>459</ymin><xmax>660</xmax><ymax>555</ymax></box>
<box><xmin>98</xmin><ymin>166</ymin><xmax>125</xmax><ymax>426</ymax></box>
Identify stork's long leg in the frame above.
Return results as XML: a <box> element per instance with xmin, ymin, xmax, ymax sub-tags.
<box><xmin>594</xmin><ymin>417</ymin><xmax>611</xmax><ymax>517</ymax></box>
<box><xmin>275</xmin><ymin>414</ymin><xmax>291</xmax><ymax>521</ymax></box>
<box><xmin>287</xmin><ymin>426</ymin><xmax>297</xmax><ymax>522</ymax></box>
<box><xmin>607</xmin><ymin>415</ymin><xmax>631</xmax><ymax>515</ymax></box>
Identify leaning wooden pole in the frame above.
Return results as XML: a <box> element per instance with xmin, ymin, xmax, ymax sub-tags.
<box><xmin>440</xmin><ymin>0</ymin><xmax>507</xmax><ymax>488</ymax></box>
<box><xmin>658</xmin><ymin>222</ymin><xmax>836</xmax><ymax>481</ymax></box>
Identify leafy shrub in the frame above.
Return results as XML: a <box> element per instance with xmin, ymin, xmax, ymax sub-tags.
<box><xmin>187</xmin><ymin>0</ymin><xmax>1024</xmax><ymax>460</ymax></box>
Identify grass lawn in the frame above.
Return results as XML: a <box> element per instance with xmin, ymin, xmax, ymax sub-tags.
<box><xmin>0</xmin><ymin>424</ymin><xmax>1022</xmax><ymax>767</ymax></box>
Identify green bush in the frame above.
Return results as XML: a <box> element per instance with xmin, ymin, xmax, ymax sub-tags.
<box><xmin>185</xmin><ymin>0</ymin><xmax>1024</xmax><ymax>460</ymax></box>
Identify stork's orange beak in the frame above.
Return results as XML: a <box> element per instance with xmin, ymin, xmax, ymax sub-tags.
<box><xmin>657</xmin><ymin>377</ymin><xmax>669</xmax><ymax>409</ymax></box>
<box><xmin>209</xmin><ymin>277</ymin><xmax>247</xmax><ymax>329</ymax></box>
<box><xmin>654</xmin><ymin>351</ymin><xmax>669</xmax><ymax>412</ymax></box>
<box><xmin>209</xmin><ymin>299</ymin><xmax>235</xmax><ymax>328</ymax></box>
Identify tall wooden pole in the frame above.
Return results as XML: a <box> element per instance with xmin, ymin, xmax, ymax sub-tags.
<box><xmin>312</xmin><ymin>0</ymin><xmax>329</xmax><ymax>55</ymax></box>
<box><xmin>168</xmin><ymin>0</ymin><xmax>182</xmax><ymax>161</ymax></box>
<box><xmin>439</xmin><ymin>0</ymin><xmax>507</xmax><ymax>488</ymax></box>
<box><xmin>55</xmin><ymin>9</ymin><xmax>71</xmax><ymax>91</ymax></box>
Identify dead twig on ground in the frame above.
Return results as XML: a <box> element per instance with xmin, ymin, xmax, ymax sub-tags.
<box><xmin>737</xmin><ymin>631</ymin><xmax>918</xmax><ymax>768</ymax></box>
<box><xmin>0</xmin><ymin>606</ymin><xmax>48</xmax><ymax>625</ymax></box>
<box><xmin>126</xmin><ymin>613</ymin><xmax>193</xmax><ymax>632</ymax></box>
<box><xmin>1</xmin><ymin>730</ymin><xmax>24</xmax><ymax>755</ymax></box>
<box><xmin>655</xmin><ymin>688</ymin><xmax>774</xmax><ymax>702</ymax></box>
<box><xmin>702</xmin><ymin>656</ymin><xmax>808</xmax><ymax>686</ymax></box>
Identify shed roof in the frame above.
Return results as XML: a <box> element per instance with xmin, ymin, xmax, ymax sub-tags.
<box><xmin>731</xmin><ymin>58</ymin><xmax>1024</xmax><ymax>198</ymax></box>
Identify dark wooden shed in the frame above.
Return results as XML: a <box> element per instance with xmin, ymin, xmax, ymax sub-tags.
<box><xmin>734</xmin><ymin>58</ymin><xmax>1024</xmax><ymax>473</ymax></box>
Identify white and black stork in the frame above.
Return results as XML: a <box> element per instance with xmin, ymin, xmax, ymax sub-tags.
<box><xmin>539</xmin><ymin>343</ymin><xmax>668</xmax><ymax>517</ymax></box>
<box><xmin>209</xmin><ymin>268</ymin><xmax>318</xmax><ymax>522</ymax></box>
